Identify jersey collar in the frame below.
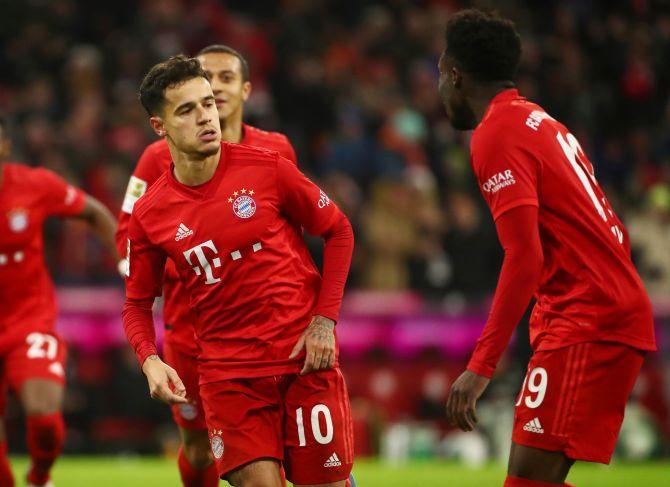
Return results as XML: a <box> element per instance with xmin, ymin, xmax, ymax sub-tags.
<box><xmin>480</xmin><ymin>88</ymin><xmax>521</xmax><ymax>125</ymax></box>
<box><xmin>167</xmin><ymin>143</ymin><xmax>229</xmax><ymax>200</ymax></box>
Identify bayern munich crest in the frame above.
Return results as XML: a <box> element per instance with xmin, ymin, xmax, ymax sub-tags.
<box><xmin>210</xmin><ymin>430</ymin><xmax>224</xmax><ymax>459</ymax></box>
<box><xmin>8</xmin><ymin>208</ymin><xmax>28</xmax><ymax>233</ymax></box>
<box><xmin>179</xmin><ymin>403</ymin><xmax>198</xmax><ymax>421</ymax></box>
<box><xmin>228</xmin><ymin>188</ymin><xmax>256</xmax><ymax>219</ymax></box>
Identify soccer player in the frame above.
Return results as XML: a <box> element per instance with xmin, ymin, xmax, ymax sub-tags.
<box><xmin>0</xmin><ymin>116</ymin><xmax>119</xmax><ymax>487</ymax></box>
<box><xmin>438</xmin><ymin>10</ymin><xmax>656</xmax><ymax>487</ymax></box>
<box><xmin>122</xmin><ymin>56</ymin><xmax>354</xmax><ymax>486</ymax></box>
<box><xmin>115</xmin><ymin>45</ymin><xmax>297</xmax><ymax>487</ymax></box>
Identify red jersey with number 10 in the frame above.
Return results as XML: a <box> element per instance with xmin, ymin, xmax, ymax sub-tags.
<box><xmin>116</xmin><ymin>124</ymin><xmax>297</xmax><ymax>356</ymax></box>
<box><xmin>0</xmin><ymin>163</ymin><xmax>86</xmax><ymax>342</ymax></box>
<box><xmin>469</xmin><ymin>89</ymin><xmax>655</xmax><ymax>362</ymax></box>
<box><xmin>125</xmin><ymin>142</ymin><xmax>343</xmax><ymax>383</ymax></box>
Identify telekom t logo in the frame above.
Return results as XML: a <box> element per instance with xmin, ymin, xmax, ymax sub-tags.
<box><xmin>183</xmin><ymin>240</ymin><xmax>222</xmax><ymax>284</ymax></box>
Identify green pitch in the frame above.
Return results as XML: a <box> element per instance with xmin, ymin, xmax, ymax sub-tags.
<box><xmin>10</xmin><ymin>456</ymin><xmax>670</xmax><ymax>486</ymax></box>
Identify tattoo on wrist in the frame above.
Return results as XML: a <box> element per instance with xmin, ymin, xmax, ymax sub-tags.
<box><xmin>147</xmin><ymin>354</ymin><xmax>159</xmax><ymax>361</ymax></box>
<box><xmin>308</xmin><ymin>316</ymin><xmax>335</xmax><ymax>342</ymax></box>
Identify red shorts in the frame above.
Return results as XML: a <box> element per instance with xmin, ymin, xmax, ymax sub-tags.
<box><xmin>512</xmin><ymin>342</ymin><xmax>645</xmax><ymax>464</ymax></box>
<box><xmin>163</xmin><ymin>340</ymin><xmax>207</xmax><ymax>431</ymax></box>
<box><xmin>0</xmin><ymin>331</ymin><xmax>67</xmax><ymax>415</ymax></box>
<box><xmin>201</xmin><ymin>367</ymin><xmax>354</xmax><ymax>484</ymax></box>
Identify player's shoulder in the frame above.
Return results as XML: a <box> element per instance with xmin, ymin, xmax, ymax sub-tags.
<box><xmin>226</xmin><ymin>141</ymin><xmax>281</xmax><ymax>168</ymax></box>
<box><xmin>244</xmin><ymin>123</ymin><xmax>290</xmax><ymax>145</ymax></box>
<box><xmin>2</xmin><ymin>162</ymin><xmax>30</xmax><ymax>180</ymax></box>
<box><xmin>6</xmin><ymin>162</ymin><xmax>63</xmax><ymax>187</ymax></box>
<box><xmin>473</xmin><ymin>96</ymin><xmax>554</xmax><ymax>153</ymax></box>
<box><xmin>141</xmin><ymin>138</ymin><xmax>171</xmax><ymax>161</ymax></box>
<box><xmin>131</xmin><ymin>171</ymin><xmax>171</xmax><ymax>220</ymax></box>
<box><xmin>243</xmin><ymin>124</ymin><xmax>295</xmax><ymax>158</ymax></box>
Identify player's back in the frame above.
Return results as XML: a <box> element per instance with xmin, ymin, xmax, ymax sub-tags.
<box><xmin>471</xmin><ymin>90</ymin><xmax>655</xmax><ymax>352</ymax></box>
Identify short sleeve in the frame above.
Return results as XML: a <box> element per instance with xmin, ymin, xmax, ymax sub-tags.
<box><xmin>276</xmin><ymin>156</ymin><xmax>341</xmax><ymax>236</ymax></box>
<box><xmin>471</xmin><ymin>134</ymin><xmax>540</xmax><ymax>221</ymax></box>
<box><xmin>125</xmin><ymin>214</ymin><xmax>167</xmax><ymax>300</ymax></box>
<box><xmin>36</xmin><ymin>168</ymin><xmax>87</xmax><ymax>218</ymax></box>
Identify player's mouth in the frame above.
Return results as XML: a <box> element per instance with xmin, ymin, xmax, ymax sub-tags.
<box><xmin>215</xmin><ymin>98</ymin><xmax>227</xmax><ymax>108</ymax></box>
<box><xmin>198</xmin><ymin>129</ymin><xmax>219</xmax><ymax>142</ymax></box>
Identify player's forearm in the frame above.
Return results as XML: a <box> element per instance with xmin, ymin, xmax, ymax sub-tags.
<box><xmin>122</xmin><ymin>297</ymin><xmax>158</xmax><ymax>366</ymax></box>
<box><xmin>313</xmin><ymin>212</ymin><xmax>354</xmax><ymax>322</ymax></box>
<box><xmin>467</xmin><ymin>206</ymin><xmax>543</xmax><ymax>378</ymax></box>
<box><xmin>115</xmin><ymin>211</ymin><xmax>131</xmax><ymax>259</ymax></box>
<box><xmin>79</xmin><ymin>195</ymin><xmax>120</xmax><ymax>262</ymax></box>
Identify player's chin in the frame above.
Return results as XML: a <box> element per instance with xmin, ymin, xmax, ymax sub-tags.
<box><xmin>196</xmin><ymin>140</ymin><xmax>221</xmax><ymax>157</ymax></box>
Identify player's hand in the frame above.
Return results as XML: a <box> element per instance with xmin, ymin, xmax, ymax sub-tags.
<box><xmin>141</xmin><ymin>354</ymin><xmax>188</xmax><ymax>405</ymax></box>
<box><xmin>289</xmin><ymin>315</ymin><xmax>336</xmax><ymax>375</ymax></box>
<box><xmin>445</xmin><ymin>369</ymin><xmax>490</xmax><ymax>432</ymax></box>
<box><xmin>117</xmin><ymin>258</ymin><xmax>129</xmax><ymax>278</ymax></box>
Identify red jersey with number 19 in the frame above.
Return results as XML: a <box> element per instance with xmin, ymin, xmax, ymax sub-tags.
<box><xmin>0</xmin><ymin>163</ymin><xmax>86</xmax><ymax>342</ymax></box>
<box><xmin>124</xmin><ymin>142</ymin><xmax>347</xmax><ymax>384</ymax></box>
<box><xmin>116</xmin><ymin>124</ymin><xmax>297</xmax><ymax>357</ymax></box>
<box><xmin>468</xmin><ymin>89</ymin><xmax>655</xmax><ymax>373</ymax></box>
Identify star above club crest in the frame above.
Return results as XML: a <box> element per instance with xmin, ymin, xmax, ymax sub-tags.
<box><xmin>241</xmin><ymin>188</ymin><xmax>247</xmax><ymax>194</ymax></box>
<box><xmin>227</xmin><ymin>197</ymin><xmax>233</xmax><ymax>203</ymax></box>
<box><xmin>249</xmin><ymin>189</ymin><xmax>254</xmax><ymax>195</ymax></box>
<box><xmin>233</xmin><ymin>191</ymin><xmax>238</xmax><ymax>197</ymax></box>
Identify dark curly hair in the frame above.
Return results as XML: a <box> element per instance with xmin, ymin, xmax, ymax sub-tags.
<box><xmin>139</xmin><ymin>55</ymin><xmax>208</xmax><ymax>116</ymax></box>
<box><xmin>197</xmin><ymin>44</ymin><xmax>250</xmax><ymax>82</ymax></box>
<box><xmin>444</xmin><ymin>9</ymin><xmax>521</xmax><ymax>82</ymax></box>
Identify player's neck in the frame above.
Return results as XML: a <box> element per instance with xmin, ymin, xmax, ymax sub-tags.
<box><xmin>220</xmin><ymin>112</ymin><xmax>243</xmax><ymax>144</ymax></box>
<box><xmin>471</xmin><ymin>82</ymin><xmax>516</xmax><ymax>124</ymax></box>
<box><xmin>171</xmin><ymin>147</ymin><xmax>221</xmax><ymax>186</ymax></box>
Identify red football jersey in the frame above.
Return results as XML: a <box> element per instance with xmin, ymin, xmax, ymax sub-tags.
<box><xmin>125</xmin><ymin>143</ymin><xmax>343</xmax><ymax>382</ymax></box>
<box><xmin>469</xmin><ymin>89</ymin><xmax>655</xmax><ymax>355</ymax></box>
<box><xmin>0</xmin><ymin>163</ymin><xmax>86</xmax><ymax>341</ymax></box>
<box><xmin>116</xmin><ymin>124</ymin><xmax>297</xmax><ymax>356</ymax></box>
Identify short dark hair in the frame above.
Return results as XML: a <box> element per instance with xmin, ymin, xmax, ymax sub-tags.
<box><xmin>139</xmin><ymin>55</ymin><xmax>208</xmax><ymax>116</ymax></box>
<box><xmin>444</xmin><ymin>9</ymin><xmax>521</xmax><ymax>82</ymax></box>
<box><xmin>197</xmin><ymin>44</ymin><xmax>250</xmax><ymax>81</ymax></box>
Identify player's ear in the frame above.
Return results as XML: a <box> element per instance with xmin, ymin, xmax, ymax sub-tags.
<box><xmin>150</xmin><ymin>116</ymin><xmax>166</xmax><ymax>138</ymax></box>
<box><xmin>241</xmin><ymin>81</ymin><xmax>251</xmax><ymax>102</ymax></box>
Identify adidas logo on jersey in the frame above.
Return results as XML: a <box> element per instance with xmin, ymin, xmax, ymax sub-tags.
<box><xmin>523</xmin><ymin>417</ymin><xmax>544</xmax><ymax>434</ymax></box>
<box><xmin>324</xmin><ymin>452</ymin><xmax>342</xmax><ymax>468</ymax></box>
<box><xmin>175</xmin><ymin>223</ymin><xmax>194</xmax><ymax>241</ymax></box>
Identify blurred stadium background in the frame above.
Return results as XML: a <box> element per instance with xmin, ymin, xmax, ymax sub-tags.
<box><xmin>1</xmin><ymin>0</ymin><xmax>669</xmax><ymax>485</ymax></box>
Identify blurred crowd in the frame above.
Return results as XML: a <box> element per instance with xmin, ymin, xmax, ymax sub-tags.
<box><xmin>2</xmin><ymin>0</ymin><xmax>670</xmax><ymax>460</ymax></box>
<box><xmin>1</xmin><ymin>0</ymin><xmax>669</xmax><ymax>301</ymax></box>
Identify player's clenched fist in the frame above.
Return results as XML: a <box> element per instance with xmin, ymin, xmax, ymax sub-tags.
<box><xmin>289</xmin><ymin>315</ymin><xmax>336</xmax><ymax>375</ymax></box>
<box><xmin>445</xmin><ymin>369</ymin><xmax>490</xmax><ymax>432</ymax></box>
<box><xmin>141</xmin><ymin>354</ymin><xmax>188</xmax><ymax>404</ymax></box>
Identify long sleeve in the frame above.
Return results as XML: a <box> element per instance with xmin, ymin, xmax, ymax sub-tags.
<box><xmin>122</xmin><ymin>211</ymin><xmax>167</xmax><ymax>365</ymax></box>
<box><xmin>122</xmin><ymin>297</ymin><xmax>157</xmax><ymax>365</ymax></box>
<box><xmin>116</xmin><ymin>142</ymin><xmax>169</xmax><ymax>257</ymax></box>
<box><xmin>313</xmin><ymin>212</ymin><xmax>354</xmax><ymax>322</ymax></box>
<box><xmin>276</xmin><ymin>156</ymin><xmax>354</xmax><ymax>322</ymax></box>
<box><xmin>467</xmin><ymin>205</ymin><xmax>543</xmax><ymax>378</ymax></box>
